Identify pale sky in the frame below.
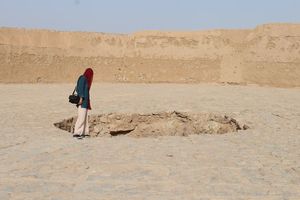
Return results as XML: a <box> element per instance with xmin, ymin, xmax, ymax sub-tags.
<box><xmin>0</xmin><ymin>0</ymin><xmax>299</xmax><ymax>33</ymax></box>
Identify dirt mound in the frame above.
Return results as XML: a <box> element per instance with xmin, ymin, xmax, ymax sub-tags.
<box><xmin>54</xmin><ymin>111</ymin><xmax>249</xmax><ymax>137</ymax></box>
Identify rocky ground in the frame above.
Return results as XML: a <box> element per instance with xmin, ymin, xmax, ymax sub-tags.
<box><xmin>0</xmin><ymin>83</ymin><xmax>299</xmax><ymax>200</ymax></box>
<box><xmin>55</xmin><ymin>111</ymin><xmax>249</xmax><ymax>137</ymax></box>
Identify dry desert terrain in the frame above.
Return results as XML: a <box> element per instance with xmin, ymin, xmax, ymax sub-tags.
<box><xmin>0</xmin><ymin>24</ymin><xmax>300</xmax><ymax>199</ymax></box>
<box><xmin>0</xmin><ymin>83</ymin><xmax>299</xmax><ymax>199</ymax></box>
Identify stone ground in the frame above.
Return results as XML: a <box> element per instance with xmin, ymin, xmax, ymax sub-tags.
<box><xmin>0</xmin><ymin>83</ymin><xmax>299</xmax><ymax>200</ymax></box>
<box><xmin>55</xmin><ymin>111</ymin><xmax>248</xmax><ymax>137</ymax></box>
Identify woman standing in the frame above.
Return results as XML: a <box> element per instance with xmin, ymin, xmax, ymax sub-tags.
<box><xmin>73</xmin><ymin>68</ymin><xmax>93</xmax><ymax>138</ymax></box>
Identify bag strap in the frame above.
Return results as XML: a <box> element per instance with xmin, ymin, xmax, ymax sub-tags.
<box><xmin>72</xmin><ymin>76</ymin><xmax>81</xmax><ymax>95</ymax></box>
<box><xmin>72</xmin><ymin>87</ymin><xmax>76</xmax><ymax>95</ymax></box>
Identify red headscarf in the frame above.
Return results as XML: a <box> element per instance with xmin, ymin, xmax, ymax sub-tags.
<box><xmin>83</xmin><ymin>68</ymin><xmax>93</xmax><ymax>90</ymax></box>
<box><xmin>83</xmin><ymin>68</ymin><xmax>93</xmax><ymax>110</ymax></box>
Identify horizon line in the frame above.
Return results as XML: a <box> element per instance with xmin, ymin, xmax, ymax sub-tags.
<box><xmin>1</xmin><ymin>22</ymin><xmax>299</xmax><ymax>35</ymax></box>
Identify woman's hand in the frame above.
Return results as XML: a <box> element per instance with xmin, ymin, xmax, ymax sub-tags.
<box><xmin>78</xmin><ymin>97</ymin><xmax>83</xmax><ymax>105</ymax></box>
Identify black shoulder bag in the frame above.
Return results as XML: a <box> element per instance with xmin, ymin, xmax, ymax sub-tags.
<box><xmin>69</xmin><ymin>86</ymin><xmax>80</xmax><ymax>104</ymax></box>
<box><xmin>69</xmin><ymin>76</ymin><xmax>81</xmax><ymax>104</ymax></box>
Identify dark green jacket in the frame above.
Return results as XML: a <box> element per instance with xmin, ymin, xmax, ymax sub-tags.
<box><xmin>76</xmin><ymin>75</ymin><xmax>90</xmax><ymax>109</ymax></box>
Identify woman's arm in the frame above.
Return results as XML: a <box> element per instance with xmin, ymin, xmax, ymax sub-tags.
<box><xmin>77</xmin><ymin>76</ymin><xmax>87</xmax><ymax>105</ymax></box>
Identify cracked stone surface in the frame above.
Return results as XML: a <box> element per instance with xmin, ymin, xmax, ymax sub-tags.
<box><xmin>0</xmin><ymin>84</ymin><xmax>300</xmax><ymax>200</ymax></box>
<box><xmin>54</xmin><ymin>112</ymin><xmax>249</xmax><ymax>137</ymax></box>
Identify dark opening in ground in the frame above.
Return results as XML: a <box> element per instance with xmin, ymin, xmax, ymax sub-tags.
<box><xmin>54</xmin><ymin>111</ymin><xmax>249</xmax><ymax>138</ymax></box>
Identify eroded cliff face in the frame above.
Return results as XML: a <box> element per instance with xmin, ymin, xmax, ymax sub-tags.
<box><xmin>0</xmin><ymin>24</ymin><xmax>299</xmax><ymax>87</ymax></box>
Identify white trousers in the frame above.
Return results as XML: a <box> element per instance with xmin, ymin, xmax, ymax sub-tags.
<box><xmin>74</xmin><ymin>106</ymin><xmax>89</xmax><ymax>136</ymax></box>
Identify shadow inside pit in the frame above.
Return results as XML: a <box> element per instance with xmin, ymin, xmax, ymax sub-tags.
<box><xmin>54</xmin><ymin>111</ymin><xmax>249</xmax><ymax>138</ymax></box>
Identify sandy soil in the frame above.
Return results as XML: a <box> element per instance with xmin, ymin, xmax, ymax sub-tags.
<box><xmin>0</xmin><ymin>83</ymin><xmax>299</xmax><ymax>199</ymax></box>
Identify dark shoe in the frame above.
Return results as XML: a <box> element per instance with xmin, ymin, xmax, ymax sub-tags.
<box><xmin>82</xmin><ymin>134</ymin><xmax>90</xmax><ymax>138</ymax></box>
<box><xmin>73</xmin><ymin>134</ymin><xmax>81</xmax><ymax>138</ymax></box>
